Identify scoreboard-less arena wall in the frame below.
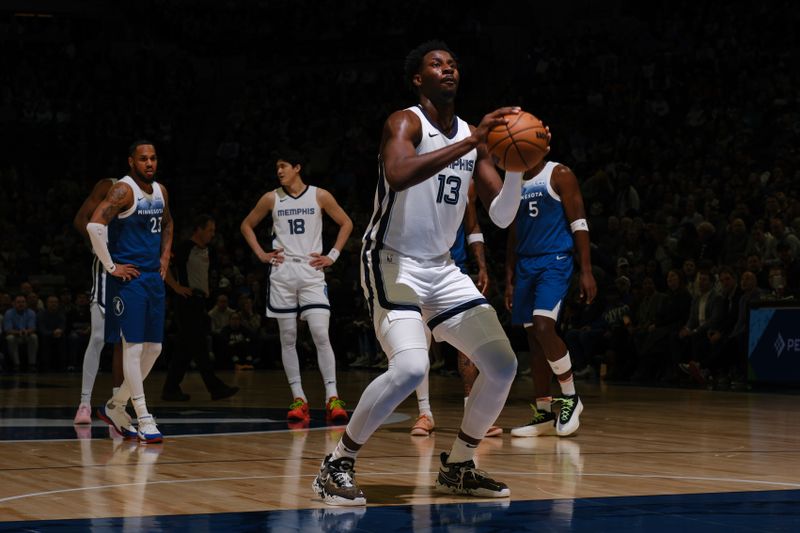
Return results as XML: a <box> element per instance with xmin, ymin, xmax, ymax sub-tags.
<box><xmin>748</xmin><ymin>303</ymin><xmax>800</xmax><ymax>384</ymax></box>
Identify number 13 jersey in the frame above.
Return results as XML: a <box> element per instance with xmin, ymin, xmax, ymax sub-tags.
<box><xmin>364</xmin><ymin>105</ymin><xmax>477</xmax><ymax>261</ymax></box>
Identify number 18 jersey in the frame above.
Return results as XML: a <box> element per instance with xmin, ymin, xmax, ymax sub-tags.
<box><xmin>271</xmin><ymin>185</ymin><xmax>322</xmax><ymax>258</ymax></box>
<box><xmin>364</xmin><ymin>105</ymin><xmax>477</xmax><ymax>261</ymax></box>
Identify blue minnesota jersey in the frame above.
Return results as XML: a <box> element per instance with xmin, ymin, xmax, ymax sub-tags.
<box><xmin>515</xmin><ymin>161</ymin><xmax>573</xmax><ymax>256</ymax></box>
<box><xmin>108</xmin><ymin>176</ymin><xmax>165</xmax><ymax>270</ymax></box>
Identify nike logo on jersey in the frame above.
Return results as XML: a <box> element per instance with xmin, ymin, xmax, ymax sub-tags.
<box><xmin>137</xmin><ymin>197</ymin><xmax>144</xmax><ymax>202</ymax></box>
<box><xmin>279</xmin><ymin>197</ymin><xmax>288</xmax><ymax>202</ymax></box>
<box><xmin>556</xmin><ymin>255</ymin><xmax>568</xmax><ymax>260</ymax></box>
<box><xmin>428</xmin><ymin>132</ymin><xmax>439</xmax><ymax>137</ymax></box>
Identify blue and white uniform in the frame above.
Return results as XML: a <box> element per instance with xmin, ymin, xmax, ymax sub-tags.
<box><xmin>361</xmin><ymin>105</ymin><xmax>505</xmax><ymax>350</ymax></box>
<box><xmin>105</xmin><ymin>176</ymin><xmax>166</xmax><ymax>343</ymax></box>
<box><xmin>511</xmin><ymin>161</ymin><xmax>575</xmax><ymax>324</ymax></box>
<box><xmin>266</xmin><ymin>185</ymin><xmax>330</xmax><ymax>319</ymax></box>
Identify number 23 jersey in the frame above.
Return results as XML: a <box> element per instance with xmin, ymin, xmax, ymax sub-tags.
<box><xmin>364</xmin><ymin>105</ymin><xmax>477</xmax><ymax>261</ymax></box>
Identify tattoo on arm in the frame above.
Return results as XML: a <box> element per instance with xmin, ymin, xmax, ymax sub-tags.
<box><xmin>98</xmin><ymin>184</ymin><xmax>130</xmax><ymax>224</ymax></box>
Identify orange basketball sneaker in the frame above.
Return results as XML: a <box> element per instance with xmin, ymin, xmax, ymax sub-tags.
<box><xmin>410</xmin><ymin>414</ymin><xmax>435</xmax><ymax>436</ymax></box>
<box><xmin>326</xmin><ymin>397</ymin><xmax>348</xmax><ymax>423</ymax></box>
<box><xmin>287</xmin><ymin>398</ymin><xmax>310</xmax><ymax>421</ymax></box>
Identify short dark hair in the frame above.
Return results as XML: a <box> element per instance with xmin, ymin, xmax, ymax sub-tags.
<box><xmin>193</xmin><ymin>214</ymin><xmax>214</xmax><ymax>231</ymax></box>
<box><xmin>128</xmin><ymin>139</ymin><xmax>155</xmax><ymax>157</ymax></box>
<box><xmin>273</xmin><ymin>148</ymin><xmax>303</xmax><ymax>168</ymax></box>
<box><xmin>404</xmin><ymin>40</ymin><xmax>456</xmax><ymax>93</ymax></box>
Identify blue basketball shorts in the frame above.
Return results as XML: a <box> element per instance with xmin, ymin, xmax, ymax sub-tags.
<box><xmin>511</xmin><ymin>253</ymin><xmax>573</xmax><ymax>325</ymax></box>
<box><xmin>105</xmin><ymin>271</ymin><xmax>165</xmax><ymax>343</ymax></box>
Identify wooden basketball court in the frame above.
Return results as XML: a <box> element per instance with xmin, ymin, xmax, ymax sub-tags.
<box><xmin>1</xmin><ymin>368</ymin><xmax>798</xmax><ymax>530</ymax></box>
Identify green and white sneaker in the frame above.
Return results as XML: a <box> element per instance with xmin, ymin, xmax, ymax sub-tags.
<box><xmin>510</xmin><ymin>405</ymin><xmax>557</xmax><ymax>437</ymax></box>
<box><xmin>555</xmin><ymin>394</ymin><xmax>583</xmax><ymax>437</ymax></box>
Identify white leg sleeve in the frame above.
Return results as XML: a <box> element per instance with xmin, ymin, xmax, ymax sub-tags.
<box><xmin>460</xmin><ymin>338</ymin><xmax>517</xmax><ymax>439</ymax></box>
<box><xmin>141</xmin><ymin>342</ymin><xmax>162</xmax><ymax>380</ymax></box>
<box><xmin>415</xmin><ymin>370</ymin><xmax>432</xmax><ymax>417</ymax></box>
<box><xmin>306</xmin><ymin>313</ymin><xmax>338</xmax><ymax>399</ymax></box>
<box><xmin>345</xmin><ymin>316</ymin><xmax>430</xmax><ymax>444</ymax></box>
<box><xmin>436</xmin><ymin>308</ymin><xmax>517</xmax><ymax>440</ymax></box>
<box><xmin>346</xmin><ymin>347</ymin><xmax>429</xmax><ymax>445</ymax></box>
<box><xmin>115</xmin><ymin>340</ymin><xmax>145</xmax><ymax>416</ymax></box>
<box><xmin>278</xmin><ymin>317</ymin><xmax>305</xmax><ymax>400</ymax></box>
<box><xmin>80</xmin><ymin>303</ymin><xmax>106</xmax><ymax>404</ymax></box>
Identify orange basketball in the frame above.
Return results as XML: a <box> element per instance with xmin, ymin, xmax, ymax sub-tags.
<box><xmin>487</xmin><ymin>112</ymin><xmax>548</xmax><ymax>171</ymax></box>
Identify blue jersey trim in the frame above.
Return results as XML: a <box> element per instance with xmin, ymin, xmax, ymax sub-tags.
<box><xmin>427</xmin><ymin>297</ymin><xmax>487</xmax><ymax>330</ymax></box>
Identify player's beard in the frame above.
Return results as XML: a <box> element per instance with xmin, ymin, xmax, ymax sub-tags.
<box><xmin>134</xmin><ymin>168</ymin><xmax>156</xmax><ymax>184</ymax></box>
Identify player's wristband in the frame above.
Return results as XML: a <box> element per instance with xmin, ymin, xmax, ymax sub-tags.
<box><xmin>570</xmin><ymin>218</ymin><xmax>589</xmax><ymax>233</ymax></box>
<box><xmin>327</xmin><ymin>248</ymin><xmax>340</xmax><ymax>263</ymax></box>
<box><xmin>467</xmin><ymin>233</ymin><xmax>484</xmax><ymax>245</ymax></box>
<box><xmin>86</xmin><ymin>222</ymin><xmax>116</xmax><ymax>273</ymax></box>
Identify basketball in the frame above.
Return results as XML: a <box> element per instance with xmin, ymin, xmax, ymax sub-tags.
<box><xmin>487</xmin><ymin>112</ymin><xmax>548</xmax><ymax>171</ymax></box>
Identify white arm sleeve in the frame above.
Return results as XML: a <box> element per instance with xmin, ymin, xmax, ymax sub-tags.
<box><xmin>86</xmin><ymin>222</ymin><xmax>116</xmax><ymax>273</ymax></box>
<box><xmin>488</xmin><ymin>170</ymin><xmax>523</xmax><ymax>228</ymax></box>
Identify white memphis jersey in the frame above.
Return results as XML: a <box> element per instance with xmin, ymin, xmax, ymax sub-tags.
<box><xmin>363</xmin><ymin>105</ymin><xmax>477</xmax><ymax>260</ymax></box>
<box><xmin>271</xmin><ymin>185</ymin><xmax>323</xmax><ymax>258</ymax></box>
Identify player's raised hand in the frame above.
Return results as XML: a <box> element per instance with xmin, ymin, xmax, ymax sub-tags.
<box><xmin>472</xmin><ymin>106</ymin><xmax>521</xmax><ymax>145</ymax></box>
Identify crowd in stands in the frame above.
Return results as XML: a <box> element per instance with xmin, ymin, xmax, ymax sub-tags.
<box><xmin>1</xmin><ymin>2</ymin><xmax>798</xmax><ymax>390</ymax></box>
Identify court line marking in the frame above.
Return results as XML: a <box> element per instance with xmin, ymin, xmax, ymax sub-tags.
<box><xmin>0</xmin><ymin>413</ymin><xmax>409</xmax><ymax>443</ymax></box>
<box><xmin>2</xmin><ymin>471</ymin><xmax>799</xmax><ymax>505</ymax></box>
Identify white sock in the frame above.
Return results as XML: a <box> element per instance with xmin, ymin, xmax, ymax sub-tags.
<box><xmin>448</xmin><ymin>436</ymin><xmax>477</xmax><ymax>464</ymax></box>
<box><xmin>331</xmin><ymin>438</ymin><xmax>359</xmax><ymax>461</ymax></box>
<box><xmin>559</xmin><ymin>375</ymin><xmax>576</xmax><ymax>396</ymax></box>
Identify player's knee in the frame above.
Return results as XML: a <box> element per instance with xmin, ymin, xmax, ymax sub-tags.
<box><xmin>145</xmin><ymin>343</ymin><xmax>162</xmax><ymax>357</ymax></box>
<box><xmin>474</xmin><ymin>340</ymin><xmax>517</xmax><ymax>384</ymax></box>
<box><xmin>531</xmin><ymin>315</ymin><xmax>557</xmax><ymax>339</ymax></box>
<box><xmin>279</xmin><ymin>329</ymin><xmax>297</xmax><ymax>346</ymax></box>
<box><xmin>390</xmin><ymin>349</ymin><xmax>429</xmax><ymax>390</ymax></box>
